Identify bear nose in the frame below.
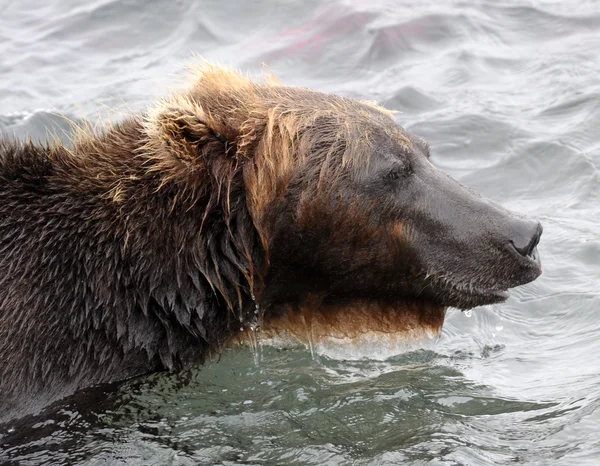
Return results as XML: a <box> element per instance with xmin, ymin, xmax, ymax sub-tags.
<box><xmin>510</xmin><ymin>220</ymin><xmax>543</xmax><ymax>258</ymax></box>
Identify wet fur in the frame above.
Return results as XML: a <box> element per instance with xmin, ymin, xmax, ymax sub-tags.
<box><xmin>0</xmin><ymin>66</ymin><xmax>400</xmax><ymax>420</ymax></box>
<box><xmin>0</xmin><ymin>64</ymin><xmax>540</xmax><ymax>422</ymax></box>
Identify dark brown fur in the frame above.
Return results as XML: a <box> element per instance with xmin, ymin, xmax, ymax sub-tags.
<box><xmin>0</xmin><ymin>66</ymin><xmax>393</xmax><ymax>420</ymax></box>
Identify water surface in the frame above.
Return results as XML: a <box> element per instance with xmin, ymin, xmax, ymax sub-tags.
<box><xmin>1</xmin><ymin>0</ymin><xmax>600</xmax><ymax>464</ymax></box>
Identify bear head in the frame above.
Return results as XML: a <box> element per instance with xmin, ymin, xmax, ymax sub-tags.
<box><xmin>143</xmin><ymin>64</ymin><xmax>542</xmax><ymax>343</ymax></box>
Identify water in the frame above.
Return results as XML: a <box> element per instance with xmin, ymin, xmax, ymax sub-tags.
<box><xmin>1</xmin><ymin>0</ymin><xmax>600</xmax><ymax>464</ymax></box>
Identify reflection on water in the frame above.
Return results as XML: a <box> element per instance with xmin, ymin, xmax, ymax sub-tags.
<box><xmin>2</xmin><ymin>0</ymin><xmax>600</xmax><ymax>464</ymax></box>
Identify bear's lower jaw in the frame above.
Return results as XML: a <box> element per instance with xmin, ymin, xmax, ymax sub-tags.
<box><xmin>438</xmin><ymin>285</ymin><xmax>511</xmax><ymax>310</ymax></box>
<box><xmin>232</xmin><ymin>300</ymin><xmax>446</xmax><ymax>356</ymax></box>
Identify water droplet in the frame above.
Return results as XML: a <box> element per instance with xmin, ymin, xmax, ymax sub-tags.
<box><xmin>307</xmin><ymin>328</ymin><xmax>315</xmax><ymax>359</ymax></box>
<box><xmin>251</xmin><ymin>295</ymin><xmax>256</xmax><ymax>301</ymax></box>
<box><xmin>464</xmin><ymin>310</ymin><xmax>472</xmax><ymax>318</ymax></box>
<box><xmin>240</xmin><ymin>327</ymin><xmax>244</xmax><ymax>331</ymax></box>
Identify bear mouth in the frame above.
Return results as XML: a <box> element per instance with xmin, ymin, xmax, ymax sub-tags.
<box><xmin>424</xmin><ymin>245</ymin><xmax>542</xmax><ymax>310</ymax></box>
<box><xmin>450</xmin><ymin>284</ymin><xmax>511</xmax><ymax>307</ymax></box>
<box><xmin>427</xmin><ymin>283</ymin><xmax>512</xmax><ymax>311</ymax></box>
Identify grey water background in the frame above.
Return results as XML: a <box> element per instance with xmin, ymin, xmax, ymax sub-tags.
<box><xmin>1</xmin><ymin>0</ymin><xmax>599</xmax><ymax>464</ymax></box>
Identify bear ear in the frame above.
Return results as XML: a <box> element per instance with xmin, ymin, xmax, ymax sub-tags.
<box><xmin>144</xmin><ymin>95</ymin><xmax>240</xmax><ymax>164</ymax></box>
<box><xmin>144</xmin><ymin>64</ymin><xmax>270</xmax><ymax>165</ymax></box>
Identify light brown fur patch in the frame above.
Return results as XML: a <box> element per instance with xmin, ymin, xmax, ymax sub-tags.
<box><xmin>233</xmin><ymin>301</ymin><xmax>446</xmax><ymax>348</ymax></box>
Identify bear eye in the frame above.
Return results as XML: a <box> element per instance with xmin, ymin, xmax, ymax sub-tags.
<box><xmin>387</xmin><ymin>161</ymin><xmax>412</xmax><ymax>181</ymax></box>
<box><xmin>387</xmin><ymin>170</ymin><xmax>401</xmax><ymax>181</ymax></box>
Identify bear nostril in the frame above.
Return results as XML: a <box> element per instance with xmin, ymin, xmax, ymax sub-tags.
<box><xmin>510</xmin><ymin>221</ymin><xmax>543</xmax><ymax>258</ymax></box>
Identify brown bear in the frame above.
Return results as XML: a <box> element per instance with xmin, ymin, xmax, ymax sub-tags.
<box><xmin>0</xmin><ymin>64</ymin><xmax>542</xmax><ymax>423</ymax></box>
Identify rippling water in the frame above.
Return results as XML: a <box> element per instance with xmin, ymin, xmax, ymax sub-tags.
<box><xmin>1</xmin><ymin>0</ymin><xmax>600</xmax><ymax>464</ymax></box>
